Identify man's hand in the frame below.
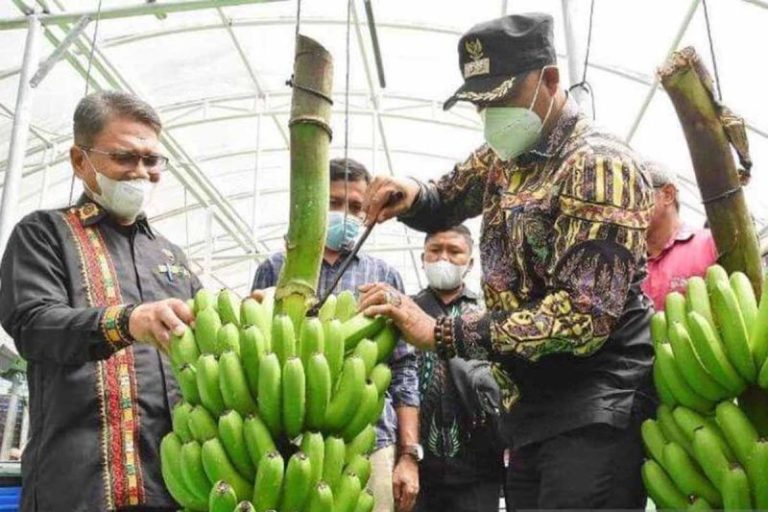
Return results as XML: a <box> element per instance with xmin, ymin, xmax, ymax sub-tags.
<box><xmin>358</xmin><ymin>283</ymin><xmax>436</xmax><ymax>351</ymax></box>
<box><xmin>362</xmin><ymin>176</ymin><xmax>421</xmax><ymax>226</ymax></box>
<box><xmin>393</xmin><ymin>455</ymin><xmax>419</xmax><ymax>512</ymax></box>
<box><xmin>128</xmin><ymin>298</ymin><xmax>194</xmax><ymax>353</ymax></box>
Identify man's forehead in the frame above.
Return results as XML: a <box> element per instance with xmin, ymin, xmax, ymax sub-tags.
<box><xmin>93</xmin><ymin>117</ymin><xmax>159</xmax><ymax>148</ymax></box>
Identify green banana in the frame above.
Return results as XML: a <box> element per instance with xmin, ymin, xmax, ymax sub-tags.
<box><xmin>344</xmin><ymin>454</ymin><xmax>372</xmax><ymax>489</ymax></box>
<box><xmin>308</xmin><ymin>481</ymin><xmax>334</xmax><ymax>512</ymax></box>
<box><xmin>746</xmin><ymin>438</ymin><xmax>768</xmax><ymax>510</ymax></box>
<box><xmin>195</xmin><ymin>307</ymin><xmax>222</xmax><ymax>355</ymax></box>
<box><xmin>196</xmin><ymin>353</ymin><xmax>226</xmax><ymax>416</ymax></box>
<box><xmin>325</xmin><ymin>356</ymin><xmax>366</xmax><ymax>431</ymax></box>
<box><xmin>656</xmin><ymin>343</ymin><xmax>714</xmax><ymax>413</ymax></box>
<box><xmin>243</xmin><ymin>413</ymin><xmax>276</xmax><ymax>469</ymax></box>
<box><xmin>342</xmin><ymin>314</ymin><xmax>387</xmax><ymax>351</ymax></box>
<box><xmin>301</xmin><ymin>431</ymin><xmax>326</xmax><ymax>488</ymax></box>
<box><xmin>658</xmin><ymin>404</ymin><xmax>693</xmax><ymax>456</ymax></box>
<box><xmin>668</xmin><ymin>322</ymin><xmax>729</xmax><ymax>401</ymax></box>
<box><xmin>686</xmin><ymin>496</ymin><xmax>712</xmax><ymax>511</ymax></box>
<box><xmin>711</xmin><ymin>281</ymin><xmax>756</xmax><ymax>382</ymax></box>
<box><xmin>209</xmin><ymin>481</ymin><xmax>238</xmax><ymax>512</ymax></box>
<box><xmin>257</xmin><ymin>352</ymin><xmax>282</xmax><ymax>437</ymax></box>
<box><xmin>663</xmin><ymin>441</ymin><xmax>721</xmax><ymax>506</ymax></box>
<box><xmin>323</xmin><ymin>436</ymin><xmax>346</xmax><ymax>491</ymax></box>
<box><xmin>240</xmin><ymin>325</ymin><xmax>269</xmax><ymax>399</ymax></box>
<box><xmin>369</xmin><ymin>363</ymin><xmax>392</xmax><ymax>395</ymax></box>
<box><xmin>715</xmin><ymin>401</ymin><xmax>758</xmax><ymax>467</ymax></box>
<box><xmin>702</xmin><ymin>419</ymin><xmax>737</xmax><ymax>462</ymax></box>
<box><xmin>686</xmin><ymin>276</ymin><xmax>716</xmax><ymax>331</ymax></box>
<box><xmin>241</xmin><ymin>297</ymin><xmax>272</xmax><ymax>345</ymax></box>
<box><xmin>282</xmin><ymin>357</ymin><xmax>307</xmax><ymax>440</ymax></box>
<box><xmin>319</xmin><ymin>294</ymin><xmax>337</xmax><ymax>322</ymax></box>
<box><xmin>177</xmin><ymin>364</ymin><xmax>201</xmax><ymax>405</ymax></box>
<box><xmin>324</xmin><ymin>319</ymin><xmax>345</xmax><ymax>387</ymax></box>
<box><xmin>160</xmin><ymin>433</ymin><xmax>208</xmax><ymax>511</ymax></box>
<box><xmin>345</xmin><ymin>425</ymin><xmax>376</xmax><ymax>463</ymax></box>
<box><xmin>722</xmin><ymin>463</ymin><xmax>752</xmax><ymax>511</ymax></box>
<box><xmin>693</xmin><ymin>425</ymin><xmax>732</xmax><ymax>490</ymax></box>
<box><xmin>666</xmin><ymin>291</ymin><xmax>689</xmax><ymax>330</ymax></box>
<box><xmin>279</xmin><ymin>451</ymin><xmax>313</xmax><ymax>512</ymax></box>
<box><xmin>235</xmin><ymin>500</ymin><xmax>257</xmax><ymax>512</ymax></box>
<box><xmin>641</xmin><ymin>418</ymin><xmax>668</xmax><ymax>464</ymax></box>
<box><xmin>305</xmin><ymin>352</ymin><xmax>332</xmax><ymax>431</ymax></box>
<box><xmin>641</xmin><ymin>459</ymin><xmax>688</xmax><ymax>510</ymax></box>
<box><xmin>653</xmin><ymin>361</ymin><xmax>678</xmax><ymax>408</ymax></box>
<box><xmin>252</xmin><ymin>451</ymin><xmax>284</xmax><ymax>512</ymax></box>
<box><xmin>342</xmin><ymin>381</ymin><xmax>379</xmax><ymax>442</ymax></box>
<box><xmin>651</xmin><ymin>311</ymin><xmax>668</xmax><ymax>347</ymax></box>
<box><xmin>352</xmin><ymin>339</ymin><xmax>379</xmax><ymax>376</ymax></box>
<box><xmin>186</xmin><ymin>297</ymin><xmax>196</xmax><ymax>313</ymax></box>
<box><xmin>171</xmin><ymin>326</ymin><xmax>200</xmax><ymax>370</ymax></box>
<box><xmin>335</xmin><ymin>290</ymin><xmax>358</xmax><ymax>322</ymax></box>
<box><xmin>219</xmin><ymin>350</ymin><xmax>258</xmax><ymax>416</ymax></box>
<box><xmin>687</xmin><ymin>311</ymin><xmax>747</xmax><ymax>395</ymax></box>
<box><xmin>194</xmin><ymin>289</ymin><xmax>216</xmax><ymax>313</ymax></box>
<box><xmin>272</xmin><ymin>314</ymin><xmax>296</xmax><ymax>368</ymax></box>
<box><xmin>218</xmin><ymin>289</ymin><xmax>241</xmax><ymax>327</ymax></box>
<box><xmin>172</xmin><ymin>402</ymin><xmax>194</xmax><ymax>443</ymax></box>
<box><xmin>730</xmin><ymin>272</ymin><xmax>758</xmax><ymax>336</ymax></box>
<box><xmin>760</xmin><ymin>358</ymin><xmax>768</xmax><ymax>390</ymax></box>
<box><xmin>705</xmin><ymin>265</ymin><xmax>730</xmax><ymax>291</ymax></box>
<box><xmin>217</xmin><ymin>323</ymin><xmax>241</xmax><ymax>356</ymax></box>
<box><xmin>353</xmin><ymin>489</ymin><xmax>374</xmax><ymax>512</ymax></box>
<box><xmin>373</xmin><ymin>323</ymin><xmax>398</xmax><ymax>363</ymax></box>
<box><xmin>200</xmin><ymin>438</ymin><xmax>252</xmax><ymax>503</ymax></box>
<box><xmin>180</xmin><ymin>441</ymin><xmax>214</xmax><ymax>504</ymax></box>
<box><xmin>752</xmin><ymin>277</ymin><xmax>768</xmax><ymax>367</ymax></box>
<box><xmin>188</xmin><ymin>405</ymin><xmax>218</xmax><ymax>443</ymax></box>
<box><xmin>299</xmin><ymin>316</ymin><xmax>325</xmax><ymax>368</ymax></box>
<box><xmin>672</xmin><ymin>406</ymin><xmax>707</xmax><ymax>443</ymax></box>
<box><xmin>334</xmin><ymin>472</ymin><xmax>362</xmax><ymax>512</ymax></box>
<box><xmin>218</xmin><ymin>409</ymin><xmax>256</xmax><ymax>481</ymax></box>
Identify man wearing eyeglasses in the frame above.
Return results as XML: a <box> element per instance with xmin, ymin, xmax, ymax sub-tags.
<box><xmin>0</xmin><ymin>91</ymin><xmax>201</xmax><ymax>512</ymax></box>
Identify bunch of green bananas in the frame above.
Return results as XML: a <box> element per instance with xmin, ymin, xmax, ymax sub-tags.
<box><xmin>161</xmin><ymin>288</ymin><xmax>395</xmax><ymax>512</ymax></box>
<box><xmin>644</xmin><ymin>265</ymin><xmax>768</xmax><ymax>510</ymax></box>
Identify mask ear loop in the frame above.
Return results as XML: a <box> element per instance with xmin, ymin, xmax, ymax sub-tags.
<box><xmin>534</xmin><ymin>66</ymin><xmax>557</xmax><ymax>130</ymax></box>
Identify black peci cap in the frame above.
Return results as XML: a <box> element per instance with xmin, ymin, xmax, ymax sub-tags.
<box><xmin>443</xmin><ymin>13</ymin><xmax>556</xmax><ymax>110</ymax></box>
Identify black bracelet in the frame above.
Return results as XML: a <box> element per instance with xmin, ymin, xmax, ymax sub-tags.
<box><xmin>434</xmin><ymin>316</ymin><xmax>457</xmax><ymax>359</ymax></box>
<box><xmin>118</xmin><ymin>304</ymin><xmax>137</xmax><ymax>343</ymax></box>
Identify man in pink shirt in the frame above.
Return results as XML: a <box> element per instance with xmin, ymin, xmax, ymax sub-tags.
<box><xmin>642</xmin><ymin>161</ymin><xmax>718</xmax><ymax>311</ymax></box>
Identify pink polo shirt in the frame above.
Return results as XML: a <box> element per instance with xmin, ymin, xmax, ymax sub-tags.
<box><xmin>642</xmin><ymin>224</ymin><xmax>718</xmax><ymax>311</ymax></box>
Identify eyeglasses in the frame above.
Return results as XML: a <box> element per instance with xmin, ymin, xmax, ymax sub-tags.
<box><xmin>79</xmin><ymin>146</ymin><xmax>169</xmax><ymax>172</ymax></box>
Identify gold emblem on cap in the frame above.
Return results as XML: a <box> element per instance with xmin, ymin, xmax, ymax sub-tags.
<box><xmin>463</xmin><ymin>38</ymin><xmax>490</xmax><ymax>79</ymax></box>
<box><xmin>466</xmin><ymin>38</ymin><xmax>484</xmax><ymax>61</ymax></box>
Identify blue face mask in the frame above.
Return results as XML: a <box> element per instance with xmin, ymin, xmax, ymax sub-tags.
<box><xmin>326</xmin><ymin>210</ymin><xmax>362</xmax><ymax>251</ymax></box>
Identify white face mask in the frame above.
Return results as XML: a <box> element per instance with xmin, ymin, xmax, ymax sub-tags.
<box><xmin>481</xmin><ymin>67</ymin><xmax>556</xmax><ymax>161</ymax></box>
<box><xmin>424</xmin><ymin>260</ymin><xmax>469</xmax><ymax>291</ymax></box>
<box><xmin>83</xmin><ymin>154</ymin><xmax>154</xmax><ymax>220</ymax></box>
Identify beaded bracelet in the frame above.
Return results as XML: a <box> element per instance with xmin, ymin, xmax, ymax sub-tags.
<box><xmin>434</xmin><ymin>316</ymin><xmax>457</xmax><ymax>359</ymax></box>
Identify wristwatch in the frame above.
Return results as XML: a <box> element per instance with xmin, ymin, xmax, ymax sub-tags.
<box><xmin>398</xmin><ymin>443</ymin><xmax>424</xmax><ymax>462</ymax></box>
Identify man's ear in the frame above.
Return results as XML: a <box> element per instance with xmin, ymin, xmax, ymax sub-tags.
<box><xmin>662</xmin><ymin>183</ymin><xmax>678</xmax><ymax>207</ymax></box>
<box><xmin>70</xmin><ymin>145</ymin><xmax>86</xmax><ymax>180</ymax></box>
<box><xmin>420</xmin><ymin>252</ymin><xmax>426</xmax><ymax>267</ymax></box>
<box><xmin>543</xmin><ymin>66</ymin><xmax>560</xmax><ymax>95</ymax></box>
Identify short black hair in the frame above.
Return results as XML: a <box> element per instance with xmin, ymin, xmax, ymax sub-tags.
<box><xmin>330</xmin><ymin>158</ymin><xmax>371</xmax><ymax>184</ymax></box>
<box><xmin>424</xmin><ymin>224</ymin><xmax>474</xmax><ymax>253</ymax></box>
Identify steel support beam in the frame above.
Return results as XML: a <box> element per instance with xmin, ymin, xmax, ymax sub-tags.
<box><xmin>0</xmin><ymin>0</ymin><xmax>288</xmax><ymax>31</ymax></box>
<box><xmin>561</xmin><ymin>0</ymin><xmax>587</xmax><ymax>105</ymax></box>
<box><xmin>625</xmin><ymin>0</ymin><xmax>701</xmax><ymax>142</ymax></box>
<box><xmin>0</xmin><ymin>14</ymin><xmax>41</xmax><ymax>254</ymax></box>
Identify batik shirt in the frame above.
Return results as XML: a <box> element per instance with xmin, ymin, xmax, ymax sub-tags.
<box><xmin>0</xmin><ymin>198</ymin><xmax>201</xmax><ymax>512</ymax></box>
<box><xmin>401</xmin><ymin>97</ymin><xmax>656</xmax><ymax>447</ymax></box>
<box><xmin>253</xmin><ymin>251</ymin><xmax>419</xmax><ymax>450</ymax></box>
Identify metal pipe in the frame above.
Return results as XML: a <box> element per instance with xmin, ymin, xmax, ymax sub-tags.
<box><xmin>561</xmin><ymin>0</ymin><xmax>586</xmax><ymax>105</ymax></box>
<box><xmin>625</xmin><ymin>0</ymin><xmax>702</xmax><ymax>142</ymax></box>
<box><xmin>30</xmin><ymin>14</ymin><xmax>91</xmax><ymax>88</ymax></box>
<box><xmin>0</xmin><ymin>14</ymin><xmax>41</xmax><ymax>255</ymax></box>
<box><xmin>0</xmin><ymin>0</ymin><xmax>288</xmax><ymax>31</ymax></box>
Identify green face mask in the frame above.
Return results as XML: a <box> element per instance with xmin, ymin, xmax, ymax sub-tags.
<box><xmin>480</xmin><ymin>69</ymin><xmax>555</xmax><ymax>161</ymax></box>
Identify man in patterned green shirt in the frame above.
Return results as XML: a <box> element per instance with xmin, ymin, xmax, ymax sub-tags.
<box><xmin>358</xmin><ymin>13</ymin><xmax>655</xmax><ymax>510</ymax></box>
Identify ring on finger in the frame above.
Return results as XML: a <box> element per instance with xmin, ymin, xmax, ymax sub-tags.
<box><xmin>385</xmin><ymin>290</ymin><xmax>402</xmax><ymax>307</ymax></box>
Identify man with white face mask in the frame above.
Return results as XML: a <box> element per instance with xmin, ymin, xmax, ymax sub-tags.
<box><xmin>0</xmin><ymin>91</ymin><xmax>203</xmax><ymax>511</ymax></box>
<box><xmin>358</xmin><ymin>13</ymin><xmax>656</xmax><ymax>510</ymax></box>
<box><xmin>411</xmin><ymin>225</ymin><xmax>504</xmax><ymax>512</ymax></box>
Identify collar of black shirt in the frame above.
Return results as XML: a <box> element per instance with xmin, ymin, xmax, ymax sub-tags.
<box><xmin>75</xmin><ymin>194</ymin><xmax>155</xmax><ymax>239</ymax></box>
<box><xmin>425</xmin><ymin>285</ymin><xmax>479</xmax><ymax>307</ymax></box>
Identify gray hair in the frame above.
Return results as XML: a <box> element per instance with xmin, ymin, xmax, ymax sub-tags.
<box><xmin>644</xmin><ymin>160</ymin><xmax>679</xmax><ymax>189</ymax></box>
<box><xmin>73</xmin><ymin>90</ymin><xmax>162</xmax><ymax>146</ymax></box>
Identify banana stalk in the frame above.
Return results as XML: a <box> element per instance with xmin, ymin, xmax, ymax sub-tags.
<box><xmin>658</xmin><ymin>47</ymin><xmax>762</xmax><ymax>296</ymax></box>
<box><xmin>276</xmin><ymin>35</ymin><xmax>334</xmax><ymax>329</ymax></box>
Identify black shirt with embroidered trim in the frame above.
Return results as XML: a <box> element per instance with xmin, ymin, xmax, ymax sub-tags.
<box><xmin>412</xmin><ymin>286</ymin><xmax>504</xmax><ymax>486</ymax></box>
<box><xmin>0</xmin><ymin>197</ymin><xmax>202</xmax><ymax>512</ymax></box>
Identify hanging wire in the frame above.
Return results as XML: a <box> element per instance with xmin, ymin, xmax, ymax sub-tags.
<box><xmin>342</xmin><ymin>0</ymin><xmax>353</xmax><ymax>233</ymax></box>
<box><xmin>567</xmin><ymin>0</ymin><xmax>597</xmax><ymax>119</ymax></box>
<box><xmin>294</xmin><ymin>0</ymin><xmax>302</xmax><ymax>45</ymax></box>
<box><xmin>702</xmin><ymin>0</ymin><xmax>723</xmax><ymax>100</ymax></box>
<box><xmin>70</xmin><ymin>0</ymin><xmax>104</xmax><ymax>205</ymax></box>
